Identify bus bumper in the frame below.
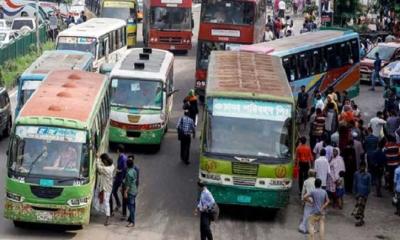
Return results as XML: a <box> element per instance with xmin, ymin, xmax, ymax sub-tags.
<box><xmin>148</xmin><ymin>43</ymin><xmax>191</xmax><ymax>51</ymax></box>
<box><xmin>205</xmin><ymin>183</ymin><xmax>290</xmax><ymax>209</ymax></box>
<box><xmin>109</xmin><ymin>126</ymin><xmax>164</xmax><ymax>145</ymax></box>
<box><xmin>4</xmin><ymin>200</ymin><xmax>90</xmax><ymax>225</ymax></box>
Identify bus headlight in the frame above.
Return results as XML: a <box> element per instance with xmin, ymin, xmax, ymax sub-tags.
<box><xmin>150</xmin><ymin>38</ymin><xmax>158</xmax><ymax>43</ymax></box>
<box><xmin>201</xmin><ymin>173</ymin><xmax>221</xmax><ymax>181</ymax></box>
<box><xmin>67</xmin><ymin>196</ymin><xmax>90</xmax><ymax>207</ymax></box>
<box><xmin>6</xmin><ymin>192</ymin><xmax>24</xmax><ymax>203</ymax></box>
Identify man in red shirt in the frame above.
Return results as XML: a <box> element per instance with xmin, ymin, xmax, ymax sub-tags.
<box><xmin>296</xmin><ymin>136</ymin><xmax>314</xmax><ymax>193</ymax></box>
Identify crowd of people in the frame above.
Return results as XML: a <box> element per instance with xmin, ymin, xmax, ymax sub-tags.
<box><xmin>295</xmin><ymin>83</ymin><xmax>400</xmax><ymax>238</ymax></box>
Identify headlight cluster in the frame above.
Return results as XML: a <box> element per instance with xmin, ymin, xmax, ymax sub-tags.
<box><xmin>6</xmin><ymin>192</ymin><xmax>24</xmax><ymax>203</ymax></box>
<box><xmin>201</xmin><ymin>173</ymin><xmax>221</xmax><ymax>181</ymax></box>
<box><xmin>67</xmin><ymin>196</ymin><xmax>90</xmax><ymax>207</ymax></box>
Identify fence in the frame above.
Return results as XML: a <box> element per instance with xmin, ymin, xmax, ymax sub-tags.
<box><xmin>0</xmin><ymin>25</ymin><xmax>48</xmax><ymax>66</ymax></box>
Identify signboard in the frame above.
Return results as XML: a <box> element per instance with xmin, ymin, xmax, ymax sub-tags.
<box><xmin>161</xmin><ymin>0</ymin><xmax>182</xmax><ymax>4</ymax></box>
<box><xmin>103</xmin><ymin>1</ymin><xmax>135</xmax><ymax>8</ymax></box>
<box><xmin>58</xmin><ymin>37</ymin><xmax>96</xmax><ymax>45</ymax></box>
<box><xmin>212</xmin><ymin>98</ymin><xmax>291</xmax><ymax>121</ymax></box>
<box><xmin>211</xmin><ymin>29</ymin><xmax>240</xmax><ymax>38</ymax></box>
<box><xmin>16</xmin><ymin>126</ymin><xmax>86</xmax><ymax>143</ymax></box>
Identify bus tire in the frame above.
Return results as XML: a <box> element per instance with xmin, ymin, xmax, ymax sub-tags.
<box><xmin>13</xmin><ymin>221</ymin><xmax>25</xmax><ymax>228</ymax></box>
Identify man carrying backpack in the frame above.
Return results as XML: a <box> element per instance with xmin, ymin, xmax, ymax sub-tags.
<box><xmin>195</xmin><ymin>181</ymin><xmax>217</xmax><ymax>240</ymax></box>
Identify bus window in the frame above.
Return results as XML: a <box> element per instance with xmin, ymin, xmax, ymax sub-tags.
<box><xmin>326</xmin><ymin>45</ymin><xmax>338</xmax><ymax>70</ymax></box>
<box><xmin>282</xmin><ymin>58</ymin><xmax>292</xmax><ymax>81</ymax></box>
<box><xmin>298</xmin><ymin>53</ymin><xmax>309</xmax><ymax>79</ymax></box>
<box><xmin>310</xmin><ymin>50</ymin><xmax>320</xmax><ymax>75</ymax></box>
<box><xmin>351</xmin><ymin>39</ymin><xmax>360</xmax><ymax>63</ymax></box>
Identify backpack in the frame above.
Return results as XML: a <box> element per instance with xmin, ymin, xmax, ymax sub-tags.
<box><xmin>208</xmin><ymin>203</ymin><xmax>220</xmax><ymax>221</ymax></box>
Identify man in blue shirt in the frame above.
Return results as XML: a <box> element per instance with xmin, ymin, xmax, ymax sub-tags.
<box><xmin>352</xmin><ymin>162</ymin><xmax>372</xmax><ymax>226</ymax></box>
<box><xmin>371</xmin><ymin>140</ymin><xmax>387</xmax><ymax>197</ymax></box>
<box><xmin>370</xmin><ymin>52</ymin><xmax>385</xmax><ymax>91</ymax></box>
<box><xmin>177</xmin><ymin>109</ymin><xmax>196</xmax><ymax>164</ymax></box>
<box><xmin>196</xmin><ymin>181</ymin><xmax>215</xmax><ymax>240</ymax></box>
<box><xmin>394</xmin><ymin>165</ymin><xmax>400</xmax><ymax>215</ymax></box>
<box><xmin>111</xmin><ymin>144</ymin><xmax>128</xmax><ymax>218</ymax></box>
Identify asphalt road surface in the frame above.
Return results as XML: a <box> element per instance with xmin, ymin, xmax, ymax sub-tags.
<box><xmin>0</xmin><ymin>5</ymin><xmax>399</xmax><ymax>240</ymax></box>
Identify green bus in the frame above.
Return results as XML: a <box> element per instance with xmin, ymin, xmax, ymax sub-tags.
<box><xmin>199</xmin><ymin>51</ymin><xmax>295</xmax><ymax>208</ymax></box>
<box><xmin>5</xmin><ymin>70</ymin><xmax>110</xmax><ymax>227</ymax></box>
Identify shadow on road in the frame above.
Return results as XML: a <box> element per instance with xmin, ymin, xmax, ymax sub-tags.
<box><xmin>12</xmin><ymin>222</ymin><xmax>78</xmax><ymax>237</ymax></box>
<box><xmin>219</xmin><ymin>204</ymin><xmax>280</xmax><ymax>222</ymax></box>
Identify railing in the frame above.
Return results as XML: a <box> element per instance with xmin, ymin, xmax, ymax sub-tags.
<box><xmin>0</xmin><ymin>25</ymin><xmax>48</xmax><ymax>66</ymax></box>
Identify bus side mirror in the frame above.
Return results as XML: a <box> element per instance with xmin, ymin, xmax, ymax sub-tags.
<box><xmin>16</xmin><ymin>75</ymin><xmax>21</xmax><ymax>85</ymax></box>
<box><xmin>167</xmin><ymin>89</ymin><xmax>179</xmax><ymax>97</ymax></box>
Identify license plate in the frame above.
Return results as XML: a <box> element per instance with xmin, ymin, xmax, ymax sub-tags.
<box><xmin>37</xmin><ymin>211</ymin><xmax>53</xmax><ymax>222</ymax></box>
<box><xmin>237</xmin><ymin>195</ymin><xmax>251</xmax><ymax>203</ymax></box>
<box><xmin>170</xmin><ymin>45</ymin><xmax>175</xmax><ymax>50</ymax></box>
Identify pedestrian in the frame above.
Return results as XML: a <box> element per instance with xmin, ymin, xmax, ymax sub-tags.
<box><xmin>65</xmin><ymin>14</ymin><xmax>75</xmax><ymax>27</ymax></box>
<box><xmin>369</xmin><ymin>111</ymin><xmax>386</xmax><ymax>140</ymax></box>
<box><xmin>77</xmin><ymin>11</ymin><xmax>87</xmax><ymax>24</ymax></box>
<box><xmin>394</xmin><ymin>164</ymin><xmax>400</xmax><ymax>215</ymax></box>
<box><xmin>314</xmin><ymin>93</ymin><xmax>325</xmax><ymax>111</ymax></box>
<box><xmin>274</xmin><ymin>17</ymin><xmax>282</xmax><ymax>39</ymax></box>
<box><xmin>351</xmin><ymin>162</ymin><xmax>372</xmax><ymax>227</ymax></box>
<box><xmin>336</xmin><ymin>171</ymin><xmax>345</xmax><ymax>209</ymax></box>
<box><xmin>196</xmin><ymin>181</ymin><xmax>216</xmax><ymax>240</ymax></box>
<box><xmin>364</xmin><ymin>127</ymin><xmax>379</xmax><ymax>164</ymax></box>
<box><xmin>124</xmin><ymin>157</ymin><xmax>139</xmax><ymax>227</ymax></box>
<box><xmin>384</xmin><ymin>135</ymin><xmax>400</xmax><ymax>192</ymax></box>
<box><xmin>327</xmin><ymin>148</ymin><xmax>346</xmax><ymax>206</ymax></box>
<box><xmin>297</xmin><ymin>85</ymin><xmax>309</xmax><ymax>131</ymax></box>
<box><xmin>303</xmin><ymin>178</ymin><xmax>330</xmax><ymax>240</ymax></box>
<box><xmin>94</xmin><ymin>153</ymin><xmax>115</xmax><ymax>226</ymax></box>
<box><xmin>353</xmin><ymin>137</ymin><xmax>365</xmax><ymax>170</ymax></box>
<box><xmin>49</xmin><ymin>12</ymin><xmax>58</xmax><ymax>41</ymax></box>
<box><xmin>296</xmin><ymin>136</ymin><xmax>314</xmax><ymax>193</ymax></box>
<box><xmin>324</xmin><ymin>102</ymin><xmax>338</xmax><ymax>138</ymax></box>
<box><xmin>177</xmin><ymin>109</ymin><xmax>196</xmax><ymax>164</ymax></box>
<box><xmin>386</xmin><ymin>111</ymin><xmax>400</xmax><ymax>138</ymax></box>
<box><xmin>299</xmin><ymin>169</ymin><xmax>316</xmax><ymax>234</ymax></box>
<box><xmin>184</xmin><ymin>89</ymin><xmax>199</xmax><ymax>125</ymax></box>
<box><xmin>315</xmin><ymin>149</ymin><xmax>330</xmax><ymax>190</ymax></box>
<box><xmin>343</xmin><ymin>140</ymin><xmax>357</xmax><ymax>193</ymax></box>
<box><xmin>371</xmin><ymin>140</ymin><xmax>387</xmax><ymax>197</ymax></box>
<box><xmin>370</xmin><ymin>52</ymin><xmax>385</xmax><ymax>91</ymax></box>
<box><xmin>278</xmin><ymin>0</ymin><xmax>286</xmax><ymax>18</ymax></box>
<box><xmin>310</xmin><ymin>108</ymin><xmax>326</xmax><ymax>149</ymax></box>
<box><xmin>110</xmin><ymin>144</ymin><xmax>127</xmax><ymax>218</ymax></box>
<box><xmin>264</xmin><ymin>25</ymin><xmax>274</xmax><ymax>41</ymax></box>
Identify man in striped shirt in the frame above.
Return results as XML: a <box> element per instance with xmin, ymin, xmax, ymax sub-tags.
<box><xmin>385</xmin><ymin>136</ymin><xmax>400</xmax><ymax>192</ymax></box>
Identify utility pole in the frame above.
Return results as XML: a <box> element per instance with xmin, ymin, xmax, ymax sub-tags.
<box><xmin>35</xmin><ymin>0</ymin><xmax>40</xmax><ymax>54</ymax></box>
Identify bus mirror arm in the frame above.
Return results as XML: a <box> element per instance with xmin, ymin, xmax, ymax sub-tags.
<box><xmin>167</xmin><ymin>89</ymin><xmax>179</xmax><ymax>97</ymax></box>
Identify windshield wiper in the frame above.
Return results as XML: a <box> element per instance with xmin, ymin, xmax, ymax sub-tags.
<box><xmin>25</xmin><ymin>149</ymin><xmax>46</xmax><ymax>179</ymax></box>
<box><xmin>57</xmin><ymin>176</ymin><xmax>86</xmax><ymax>183</ymax></box>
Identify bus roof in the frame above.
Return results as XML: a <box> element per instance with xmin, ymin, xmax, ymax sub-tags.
<box><xmin>20</xmin><ymin>50</ymin><xmax>93</xmax><ymax>80</ymax></box>
<box><xmin>110</xmin><ymin>48</ymin><xmax>174</xmax><ymax>81</ymax></box>
<box><xmin>19</xmin><ymin>70</ymin><xmax>107</xmax><ymax>126</ymax></box>
<box><xmin>252</xmin><ymin>30</ymin><xmax>358</xmax><ymax>57</ymax></box>
<box><xmin>206</xmin><ymin>51</ymin><xmax>293</xmax><ymax>100</ymax></box>
<box><xmin>58</xmin><ymin>18</ymin><xmax>126</xmax><ymax>38</ymax></box>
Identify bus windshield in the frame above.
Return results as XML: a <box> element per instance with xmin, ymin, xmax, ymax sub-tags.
<box><xmin>20</xmin><ymin>80</ymin><xmax>42</xmax><ymax>106</ymax></box>
<box><xmin>110</xmin><ymin>78</ymin><xmax>163</xmax><ymax>110</ymax></box>
<box><xmin>9</xmin><ymin>126</ymin><xmax>89</xmax><ymax>179</ymax></box>
<box><xmin>197</xmin><ymin>41</ymin><xmax>241</xmax><ymax>69</ymax></box>
<box><xmin>201</xmin><ymin>0</ymin><xmax>254</xmax><ymax>25</ymax></box>
<box><xmin>367</xmin><ymin>45</ymin><xmax>397</xmax><ymax>61</ymax></box>
<box><xmin>205</xmin><ymin>99</ymin><xmax>292</xmax><ymax>163</ymax></box>
<box><xmin>150</xmin><ymin>7</ymin><xmax>191</xmax><ymax>30</ymax></box>
<box><xmin>101</xmin><ymin>7</ymin><xmax>136</xmax><ymax>20</ymax></box>
<box><xmin>57</xmin><ymin>37</ymin><xmax>97</xmax><ymax>58</ymax></box>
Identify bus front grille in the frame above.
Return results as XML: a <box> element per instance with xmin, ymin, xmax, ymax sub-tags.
<box><xmin>232</xmin><ymin>176</ymin><xmax>256</xmax><ymax>186</ymax></box>
<box><xmin>232</xmin><ymin>162</ymin><xmax>258</xmax><ymax>176</ymax></box>
<box><xmin>159</xmin><ymin>37</ymin><xmax>182</xmax><ymax>44</ymax></box>
<box><xmin>30</xmin><ymin>186</ymin><xmax>63</xmax><ymax>199</ymax></box>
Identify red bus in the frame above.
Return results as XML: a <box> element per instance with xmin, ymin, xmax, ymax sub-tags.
<box><xmin>195</xmin><ymin>0</ymin><xmax>266</xmax><ymax>97</ymax></box>
<box><xmin>143</xmin><ymin>0</ymin><xmax>193</xmax><ymax>52</ymax></box>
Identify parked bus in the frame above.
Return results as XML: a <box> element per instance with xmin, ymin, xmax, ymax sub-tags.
<box><xmin>15</xmin><ymin>50</ymin><xmax>93</xmax><ymax>116</ymax></box>
<box><xmin>109</xmin><ymin>48</ymin><xmax>175</xmax><ymax>150</ymax></box>
<box><xmin>247</xmin><ymin>30</ymin><xmax>361</xmax><ymax>98</ymax></box>
<box><xmin>142</xmin><ymin>0</ymin><xmax>193</xmax><ymax>52</ymax></box>
<box><xmin>199</xmin><ymin>51</ymin><xmax>295</xmax><ymax>208</ymax></box>
<box><xmin>195</xmin><ymin>0</ymin><xmax>266</xmax><ymax>97</ymax></box>
<box><xmin>5</xmin><ymin>70</ymin><xmax>110</xmax><ymax>227</ymax></box>
<box><xmin>56</xmin><ymin>18</ymin><xmax>127</xmax><ymax>70</ymax></box>
<box><xmin>98</xmin><ymin>0</ymin><xmax>138</xmax><ymax>48</ymax></box>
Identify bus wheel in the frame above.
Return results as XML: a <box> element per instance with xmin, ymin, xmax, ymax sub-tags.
<box><xmin>13</xmin><ymin>221</ymin><xmax>25</xmax><ymax>228</ymax></box>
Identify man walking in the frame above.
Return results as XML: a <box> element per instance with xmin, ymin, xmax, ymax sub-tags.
<box><xmin>315</xmin><ymin>149</ymin><xmax>330</xmax><ymax>190</ymax></box>
<box><xmin>296</xmin><ymin>136</ymin><xmax>314</xmax><ymax>193</ymax></box>
<box><xmin>124</xmin><ymin>158</ymin><xmax>139</xmax><ymax>227</ymax></box>
<box><xmin>371</xmin><ymin>140</ymin><xmax>387</xmax><ymax>197</ymax></box>
<box><xmin>177</xmin><ymin>109</ymin><xmax>196</xmax><ymax>164</ymax></box>
<box><xmin>352</xmin><ymin>162</ymin><xmax>371</xmax><ymax>226</ymax></box>
<box><xmin>369</xmin><ymin>111</ymin><xmax>386</xmax><ymax>140</ymax></box>
<box><xmin>297</xmin><ymin>85</ymin><xmax>309</xmax><ymax>131</ymax></box>
<box><xmin>111</xmin><ymin>144</ymin><xmax>127</xmax><ymax>218</ymax></box>
<box><xmin>196</xmin><ymin>181</ymin><xmax>215</xmax><ymax>240</ymax></box>
<box><xmin>303</xmin><ymin>178</ymin><xmax>330</xmax><ymax>240</ymax></box>
<box><xmin>370</xmin><ymin>52</ymin><xmax>385</xmax><ymax>91</ymax></box>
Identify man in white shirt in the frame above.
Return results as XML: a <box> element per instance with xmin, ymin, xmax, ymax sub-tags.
<box><xmin>264</xmin><ymin>26</ymin><xmax>274</xmax><ymax>41</ymax></box>
<box><xmin>278</xmin><ymin>0</ymin><xmax>286</xmax><ymax>18</ymax></box>
<box><xmin>369</xmin><ymin>111</ymin><xmax>386</xmax><ymax>140</ymax></box>
<box><xmin>314</xmin><ymin>149</ymin><xmax>330</xmax><ymax>189</ymax></box>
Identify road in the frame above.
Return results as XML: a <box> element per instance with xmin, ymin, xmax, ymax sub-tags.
<box><xmin>0</xmin><ymin>5</ymin><xmax>400</xmax><ymax>240</ymax></box>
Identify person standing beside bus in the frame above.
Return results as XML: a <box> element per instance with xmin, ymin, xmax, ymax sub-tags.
<box><xmin>195</xmin><ymin>181</ymin><xmax>216</xmax><ymax>240</ymax></box>
<box><xmin>111</xmin><ymin>144</ymin><xmax>128</xmax><ymax>218</ymax></box>
<box><xmin>177</xmin><ymin>109</ymin><xmax>196</xmax><ymax>164</ymax></box>
<box><xmin>124</xmin><ymin>158</ymin><xmax>139</xmax><ymax>228</ymax></box>
<box><xmin>370</xmin><ymin>52</ymin><xmax>385</xmax><ymax>91</ymax></box>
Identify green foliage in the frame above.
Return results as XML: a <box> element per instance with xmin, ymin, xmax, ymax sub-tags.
<box><xmin>0</xmin><ymin>41</ymin><xmax>55</xmax><ymax>89</ymax></box>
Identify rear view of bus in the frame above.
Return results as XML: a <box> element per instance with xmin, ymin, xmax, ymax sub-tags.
<box><xmin>5</xmin><ymin>70</ymin><xmax>110</xmax><ymax>226</ymax></box>
<box><xmin>15</xmin><ymin>50</ymin><xmax>93</xmax><ymax>117</ymax></box>
<box><xmin>109</xmin><ymin>48</ymin><xmax>174</xmax><ymax>149</ymax></box>
<box><xmin>200</xmin><ymin>51</ymin><xmax>295</xmax><ymax>208</ymax></box>
<box><xmin>143</xmin><ymin>0</ymin><xmax>193</xmax><ymax>52</ymax></box>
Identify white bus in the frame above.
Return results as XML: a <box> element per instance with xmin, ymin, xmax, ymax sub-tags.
<box><xmin>108</xmin><ymin>48</ymin><xmax>175</xmax><ymax>150</ymax></box>
<box><xmin>56</xmin><ymin>18</ymin><xmax>127</xmax><ymax>70</ymax></box>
